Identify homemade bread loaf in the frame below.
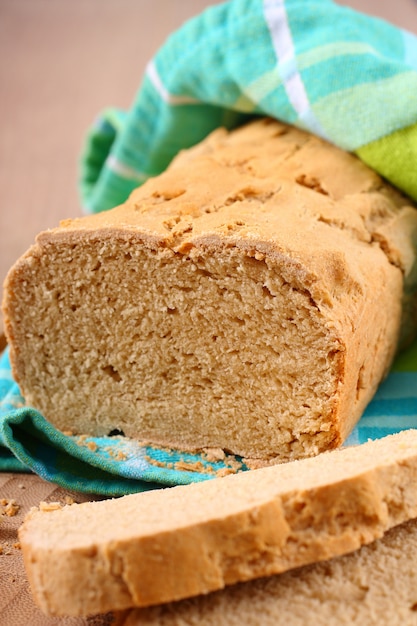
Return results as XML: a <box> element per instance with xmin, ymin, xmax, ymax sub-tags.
<box><xmin>119</xmin><ymin>516</ymin><xmax>417</xmax><ymax>626</ymax></box>
<box><xmin>18</xmin><ymin>431</ymin><xmax>417</xmax><ymax>616</ymax></box>
<box><xmin>3</xmin><ymin>118</ymin><xmax>417</xmax><ymax>461</ymax></box>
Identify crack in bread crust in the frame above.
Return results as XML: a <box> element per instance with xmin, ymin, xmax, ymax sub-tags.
<box><xmin>3</xmin><ymin>118</ymin><xmax>417</xmax><ymax>461</ymax></box>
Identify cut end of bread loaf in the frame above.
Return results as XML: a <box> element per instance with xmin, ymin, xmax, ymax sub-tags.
<box><xmin>3</xmin><ymin>118</ymin><xmax>417</xmax><ymax>461</ymax></box>
<box><xmin>5</xmin><ymin>236</ymin><xmax>348</xmax><ymax>459</ymax></box>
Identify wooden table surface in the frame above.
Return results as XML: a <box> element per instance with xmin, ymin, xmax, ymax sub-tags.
<box><xmin>1</xmin><ymin>1</ymin><xmax>416</xmax><ymax>624</ymax></box>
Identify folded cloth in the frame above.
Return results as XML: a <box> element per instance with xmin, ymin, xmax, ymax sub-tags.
<box><xmin>2</xmin><ymin>0</ymin><xmax>417</xmax><ymax>495</ymax></box>
<box><xmin>79</xmin><ymin>0</ymin><xmax>417</xmax><ymax>214</ymax></box>
<box><xmin>1</xmin><ymin>343</ymin><xmax>417</xmax><ymax>495</ymax></box>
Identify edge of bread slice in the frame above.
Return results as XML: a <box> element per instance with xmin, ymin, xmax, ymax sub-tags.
<box><xmin>118</xmin><ymin>516</ymin><xmax>417</xmax><ymax>626</ymax></box>
<box><xmin>18</xmin><ymin>430</ymin><xmax>417</xmax><ymax>616</ymax></box>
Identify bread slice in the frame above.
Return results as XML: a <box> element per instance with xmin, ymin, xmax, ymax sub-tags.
<box><xmin>118</xmin><ymin>516</ymin><xmax>417</xmax><ymax>626</ymax></box>
<box><xmin>3</xmin><ymin>118</ymin><xmax>417</xmax><ymax>462</ymax></box>
<box><xmin>18</xmin><ymin>430</ymin><xmax>417</xmax><ymax>616</ymax></box>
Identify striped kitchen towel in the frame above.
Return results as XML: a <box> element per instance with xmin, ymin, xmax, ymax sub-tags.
<box><xmin>80</xmin><ymin>0</ymin><xmax>417</xmax><ymax>215</ymax></box>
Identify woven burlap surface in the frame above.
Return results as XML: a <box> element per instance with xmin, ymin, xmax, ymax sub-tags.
<box><xmin>0</xmin><ymin>472</ymin><xmax>114</xmax><ymax>626</ymax></box>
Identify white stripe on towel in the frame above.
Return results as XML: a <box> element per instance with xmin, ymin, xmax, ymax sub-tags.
<box><xmin>263</xmin><ymin>0</ymin><xmax>328</xmax><ymax>138</ymax></box>
<box><xmin>146</xmin><ymin>60</ymin><xmax>200</xmax><ymax>105</ymax></box>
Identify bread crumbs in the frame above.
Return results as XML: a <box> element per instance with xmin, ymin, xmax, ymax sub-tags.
<box><xmin>0</xmin><ymin>541</ymin><xmax>22</xmax><ymax>555</ymax></box>
<box><xmin>174</xmin><ymin>460</ymin><xmax>214</xmax><ymax>474</ymax></box>
<box><xmin>0</xmin><ymin>499</ymin><xmax>20</xmax><ymax>517</ymax></box>
<box><xmin>216</xmin><ymin>467</ymin><xmax>238</xmax><ymax>477</ymax></box>
<box><xmin>39</xmin><ymin>501</ymin><xmax>62</xmax><ymax>512</ymax></box>
<box><xmin>104</xmin><ymin>447</ymin><xmax>127</xmax><ymax>461</ymax></box>
<box><xmin>144</xmin><ymin>455</ymin><xmax>174</xmax><ymax>469</ymax></box>
<box><xmin>223</xmin><ymin>454</ymin><xmax>243</xmax><ymax>473</ymax></box>
<box><xmin>202</xmin><ymin>447</ymin><xmax>226</xmax><ymax>462</ymax></box>
<box><xmin>144</xmin><ymin>444</ymin><xmax>245</xmax><ymax>476</ymax></box>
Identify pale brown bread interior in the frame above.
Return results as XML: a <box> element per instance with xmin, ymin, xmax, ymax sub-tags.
<box><xmin>119</xmin><ymin>516</ymin><xmax>417</xmax><ymax>626</ymax></box>
<box><xmin>17</xmin><ymin>431</ymin><xmax>417</xmax><ymax>616</ymax></box>
<box><xmin>3</xmin><ymin>119</ymin><xmax>417</xmax><ymax>461</ymax></box>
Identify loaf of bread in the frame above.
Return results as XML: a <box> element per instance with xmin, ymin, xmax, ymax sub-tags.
<box><xmin>3</xmin><ymin>118</ymin><xmax>417</xmax><ymax>461</ymax></box>
<box><xmin>18</xmin><ymin>431</ymin><xmax>417</xmax><ymax>616</ymax></box>
<box><xmin>118</xmin><ymin>516</ymin><xmax>417</xmax><ymax>626</ymax></box>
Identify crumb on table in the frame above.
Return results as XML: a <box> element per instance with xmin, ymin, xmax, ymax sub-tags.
<box><xmin>0</xmin><ymin>499</ymin><xmax>20</xmax><ymax>517</ymax></box>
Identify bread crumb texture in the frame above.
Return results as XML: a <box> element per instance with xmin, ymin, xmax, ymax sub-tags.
<box><xmin>16</xmin><ymin>430</ymin><xmax>417</xmax><ymax>617</ymax></box>
<box><xmin>3</xmin><ymin>119</ymin><xmax>417</xmax><ymax>462</ymax></box>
